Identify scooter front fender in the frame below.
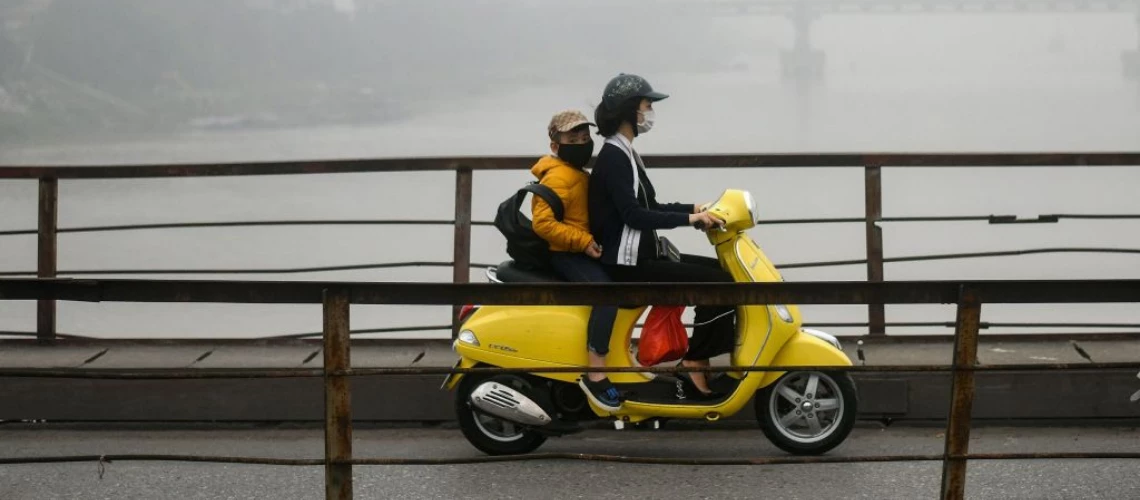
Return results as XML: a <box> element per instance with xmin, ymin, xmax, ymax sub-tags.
<box><xmin>441</xmin><ymin>356</ymin><xmax>479</xmax><ymax>391</ymax></box>
<box><xmin>757</xmin><ymin>331</ymin><xmax>852</xmax><ymax>389</ymax></box>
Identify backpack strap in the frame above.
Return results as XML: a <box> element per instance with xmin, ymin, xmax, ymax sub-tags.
<box><xmin>522</xmin><ymin>183</ymin><xmax>565</xmax><ymax>222</ymax></box>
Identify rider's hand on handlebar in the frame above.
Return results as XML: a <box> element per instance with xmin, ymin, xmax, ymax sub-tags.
<box><xmin>689</xmin><ymin>211</ymin><xmax>724</xmax><ymax>231</ymax></box>
<box><xmin>585</xmin><ymin>241</ymin><xmax>603</xmax><ymax>259</ymax></box>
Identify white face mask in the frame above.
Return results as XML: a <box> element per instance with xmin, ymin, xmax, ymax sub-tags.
<box><xmin>636</xmin><ymin>109</ymin><xmax>655</xmax><ymax>134</ymax></box>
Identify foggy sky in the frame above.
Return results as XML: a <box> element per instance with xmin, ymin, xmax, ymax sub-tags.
<box><xmin>2</xmin><ymin>1</ymin><xmax>1139</xmax><ymax>339</ymax></box>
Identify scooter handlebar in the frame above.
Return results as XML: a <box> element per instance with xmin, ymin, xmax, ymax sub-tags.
<box><xmin>692</xmin><ymin>220</ymin><xmax>727</xmax><ymax>232</ymax></box>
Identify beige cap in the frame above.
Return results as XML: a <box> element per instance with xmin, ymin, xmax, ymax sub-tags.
<box><xmin>547</xmin><ymin>109</ymin><xmax>595</xmax><ymax>139</ymax></box>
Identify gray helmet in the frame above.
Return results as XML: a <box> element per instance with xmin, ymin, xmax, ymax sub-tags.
<box><xmin>601</xmin><ymin>73</ymin><xmax>669</xmax><ymax>111</ymax></box>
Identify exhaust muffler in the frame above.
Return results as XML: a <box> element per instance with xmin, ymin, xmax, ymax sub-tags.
<box><xmin>469</xmin><ymin>381</ymin><xmax>552</xmax><ymax>427</ymax></box>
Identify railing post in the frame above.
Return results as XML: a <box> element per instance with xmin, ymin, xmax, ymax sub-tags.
<box><xmin>864</xmin><ymin>166</ymin><xmax>886</xmax><ymax>335</ymax></box>
<box><xmin>37</xmin><ymin>177</ymin><xmax>58</xmax><ymax>343</ymax></box>
<box><xmin>452</xmin><ymin>166</ymin><xmax>473</xmax><ymax>338</ymax></box>
<box><xmin>323</xmin><ymin>287</ymin><xmax>353</xmax><ymax>500</ymax></box>
<box><xmin>940</xmin><ymin>285</ymin><xmax>981</xmax><ymax>500</ymax></box>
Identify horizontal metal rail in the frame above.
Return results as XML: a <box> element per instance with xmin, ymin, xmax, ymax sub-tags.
<box><xmin>804</xmin><ymin>322</ymin><xmax>1140</xmax><ymax>329</ymax></box>
<box><xmin>0</xmin><ymin>220</ymin><xmax>494</xmax><ymax>236</ymax></box>
<box><xmin>258</xmin><ymin>325</ymin><xmax>454</xmax><ymax>340</ymax></box>
<box><xmin>0</xmin><ymin>262</ymin><xmax>497</xmax><ymax>277</ymax></box>
<box><xmin>779</xmin><ymin>247</ymin><xmax>1140</xmax><ymax>269</ymax></box>
<box><xmin>5</xmin><ymin>327</ymin><xmax>1140</xmax><ymax>342</ymax></box>
<box><xmin>2</xmin><ymin>213</ymin><xmax>1137</xmax><ymax>238</ymax></box>
<box><xmin>266</xmin><ymin>321</ymin><xmax>1140</xmax><ymax>339</ymax></box>
<box><xmin>1</xmin><ymin>247</ymin><xmax>1137</xmax><ymax>277</ymax></box>
<box><xmin>257</xmin><ymin>321</ymin><xmax>1140</xmax><ymax>342</ymax></box>
<box><xmin>4</xmin><ymin>153</ymin><xmax>1140</xmax><ymax>179</ymax></box>
<box><xmin>4</xmin><ymin>278</ymin><xmax>1140</xmax><ymax>305</ymax></box>
<box><xmin>1</xmin><ymin>362</ymin><xmax>1138</xmax><ymax>380</ymax></box>
<box><xmin>2</xmin><ymin>452</ymin><xmax>1138</xmax><ymax>468</ymax></box>
<box><xmin>0</xmin><ymin>330</ymin><xmax>89</xmax><ymax>340</ymax></box>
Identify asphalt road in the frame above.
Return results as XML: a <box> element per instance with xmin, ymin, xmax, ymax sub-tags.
<box><xmin>1</xmin><ymin>424</ymin><xmax>1137</xmax><ymax>500</ymax></box>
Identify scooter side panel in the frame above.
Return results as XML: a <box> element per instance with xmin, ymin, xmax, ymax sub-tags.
<box><xmin>454</xmin><ymin>305</ymin><xmax>649</xmax><ymax>384</ymax></box>
<box><xmin>721</xmin><ymin>234</ymin><xmax>802</xmax><ymax>373</ymax></box>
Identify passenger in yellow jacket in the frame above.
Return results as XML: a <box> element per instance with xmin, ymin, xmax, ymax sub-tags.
<box><xmin>530</xmin><ymin>109</ymin><xmax>621</xmax><ymax>413</ymax></box>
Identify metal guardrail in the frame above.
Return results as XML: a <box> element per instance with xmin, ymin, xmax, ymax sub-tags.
<box><xmin>2</xmin><ymin>278</ymin><xmax>1140</xmax><ymax>500</ymax></box>
<box><xmin>5</xmin><ymin>321</ymin><xmax>1140</xmax><ymax>342</ymax></box>
<box><xmin>3</xmin><ymin>247</ymin><xmax>1140</xmax><ymax>277</ymax></box>
<box><xmin>3</xmin><ymin>153</ymin><xmax>1140</xmax><ymax>342</ymax></box>
<box><xmin>1</xmin><ymin>212</ymin><xmax>1137</xmax><ymax>237</ymax></box>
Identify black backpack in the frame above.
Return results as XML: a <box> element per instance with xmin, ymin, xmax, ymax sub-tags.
<box><xmin>494</xmin><ymin>183</ymin><xmax>565</xmax><ymax>271</ymax></box>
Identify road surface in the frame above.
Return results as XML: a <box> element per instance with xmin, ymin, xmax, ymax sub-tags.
<box><xmin>0</xmin><ymin>424</ymin><xmax>1137</xmax><ymax>499</ymax></box>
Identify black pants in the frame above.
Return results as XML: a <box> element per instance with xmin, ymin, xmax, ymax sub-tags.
<box><xmin>548</xmin><ymin>252</ymin><xmax>618</xmax><ymax>356</ymax></box>
<box><xmin>604</xmin><ymin>254</ymin><xmax>736</xmax><ymax>361</ymax></box>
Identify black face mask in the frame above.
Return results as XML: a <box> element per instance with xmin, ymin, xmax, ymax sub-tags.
<box><xmin>557</xmin><ymin>141</ymin><xmax>594</xmax><ymax>168</ymax></box>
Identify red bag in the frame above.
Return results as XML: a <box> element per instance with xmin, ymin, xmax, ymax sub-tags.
<box><xmin>637</xmin><ymin>305</ymin><xmax>688</xmax><ymax>366</ymax></box>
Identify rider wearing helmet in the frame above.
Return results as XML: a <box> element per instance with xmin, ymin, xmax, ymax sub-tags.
<box><xmin>588</xmin><ymin>73</ymin><xmax>735</xmax><ymax>400</ymax></box>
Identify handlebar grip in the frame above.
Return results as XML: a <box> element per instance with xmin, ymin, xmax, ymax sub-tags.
<box><xmin>694</xmin><ymin>219</ymin><xmax>726</xmax><ymax>231</ymax></box>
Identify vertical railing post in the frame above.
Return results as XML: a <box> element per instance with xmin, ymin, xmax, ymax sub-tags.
<box><xmin>37</xmin><ymin>177</ymin><xmax>59</xmax><ymax>343</ymax></box>
<box><xmin>323</xmin><ymin>287</ymin><xmax>353</xmax><ymax>500</ymax></box>
<box><xmin>864</xmin><ymin>166</ymin><xmax>886</xmax><ymax>335</ymax></box>
<box><xmin>451</xmin><ymin>166</ymin><xmax>473</xmax><ymax>338</ymax></box>
<box><xmin>940</xmin><ymin>285</ymin><xmax>981</xmax><ymax>500</ymax></box>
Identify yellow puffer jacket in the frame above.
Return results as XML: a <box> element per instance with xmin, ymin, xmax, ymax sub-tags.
<box><xmin>530</xmin><ymin>155</ymin><xmax>594</xmax><ymax>253</ymax></box>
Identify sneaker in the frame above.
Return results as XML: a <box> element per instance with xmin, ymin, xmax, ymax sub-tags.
<box><xmin>579</xmin><ymin>376</ymin><xmax>622</xmax><ymax>413</ymax></box>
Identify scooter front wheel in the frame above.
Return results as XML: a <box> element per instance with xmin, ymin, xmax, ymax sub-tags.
<box><xmin>455</xmin><ymin>373</ymin><xmax>548</xmax><ymax>456</ymax></box>
<box><xmin>755</xmin><ymin>371</ymin><xmax>857</xmax><ymax>455</ymax></box>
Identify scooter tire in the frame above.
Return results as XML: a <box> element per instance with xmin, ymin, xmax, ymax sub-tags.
<box><xmin>755</xmin><ymin>370</ymin><xmax>858</xmax><ymax>455</ymax></box>
<box><xmin>455</xmin><ymin>373</ymin><xmax>548</xmax><ymax>456</ymax></box>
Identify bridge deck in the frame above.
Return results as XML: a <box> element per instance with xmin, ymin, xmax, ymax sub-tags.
<box><xmin>1</xmin><ymin>337</ymin><xmax>1138</xmax><ymax>369</ymax></box>
<box><xmin>1</xmin><ymin>338</ymin><xmax>1136</xmax><ymax>423</ymax></box>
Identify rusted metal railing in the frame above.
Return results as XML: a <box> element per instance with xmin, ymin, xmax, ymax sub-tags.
<box><xmin>863</xmin><ymin>166</ymin><xmax>886</xmax><ymax>335</ymax></box>
<box><xmin>1</xmin><ymin>277</ymin><xmax>1139</xmax><ymax>500</ymax></box>
<box><xmin>3</xmin><ymin>212</ymin><xmax>1139</xmax><ymax>238</ymax></box>
<box><xmin>36</xmin><ymin>178</ymin><xmax>58</xmax><ymax>343</ymax></box>
<box><xmin>323</xmin><ymin>288</ymin><xmax>352</xmax><ymax>499</ymax></box>
<box><xmin>941</xmin><ymin>286</ymin><xmax>981</xmax><ymax>497</ymax></box>
<box><xmin>3</xmin><ymin>152</ymin><xmax>1140</xmax><ymax>342</ymax></box>
<box><xmin>4</xmin><ymin>248</ymin><xmax>1140</xmax><ymax>277</ymax></box>
<box><xmin>4</xmin><ymin>451</ymin><xmax>1139</xmax><ymax>467</ymax></box>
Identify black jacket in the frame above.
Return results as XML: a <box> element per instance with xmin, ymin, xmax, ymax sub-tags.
<box><xmin>588</xmin><ymin>138</ymin><xmax>693</xmax><ymax>266</ymax></box>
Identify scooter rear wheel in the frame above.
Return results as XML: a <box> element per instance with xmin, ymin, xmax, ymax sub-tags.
<box><xmin>755</xmin><ymin>370</ymin><xmax>857</xmax><ymax>455</ymax></box>
<box><xmin>455</xmin><ymin>373</ymin><xmax>548</xmax><ymax>456</ymax></box>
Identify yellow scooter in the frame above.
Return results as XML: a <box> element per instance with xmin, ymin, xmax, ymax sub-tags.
<box><xmin>443</xmin><ymin>189</ymin><xmax>857</xmax><ymax>456</ymax></box>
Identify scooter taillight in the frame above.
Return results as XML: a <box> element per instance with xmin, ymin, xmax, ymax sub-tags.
<box><xmin>457</xmin><ymin>304</ymin><xmax>479</xmax><ymax>322</ymax></box>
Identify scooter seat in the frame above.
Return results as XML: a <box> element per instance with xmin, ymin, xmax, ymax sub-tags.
<box><xmin>491</xmin><ymin>260</ymin><xmax>641</xmax><ymax>310</ymax></box>
<box><xmin>492</xmin><ymin>260</ymin><xmax>564</xmax><ymax>283</ymax></box>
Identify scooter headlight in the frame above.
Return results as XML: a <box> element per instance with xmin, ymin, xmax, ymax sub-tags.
<box><xmin>457</xmin><ymin>330</ymin><xmax>479</xmax><ymax>347</ymax></box>
<box><xmin>774</xmin><ymin>304</ymin><xmax>793</xmax><ymax>323</ymax></box>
